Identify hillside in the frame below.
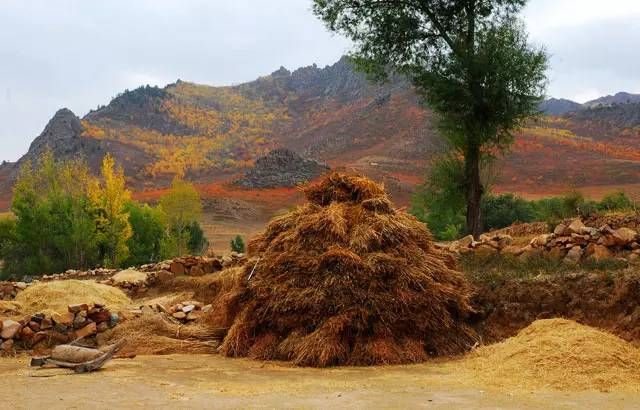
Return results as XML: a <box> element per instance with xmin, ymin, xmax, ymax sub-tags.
<box><xmin>3</xmin><ymin>57</ymin><xmax>640</xmax><ymax>213</ymax></box>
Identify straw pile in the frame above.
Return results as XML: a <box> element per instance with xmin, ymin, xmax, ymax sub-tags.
<box><xmin>211</xmin><ymin>173</ymin><xmax>478</xmax><ymax>366</ymax></box>
<box><xmin>103</xmin><ymin>314</ymin><xmax>221</xmax><ymax>356</ymax></box>
<box><xmin>14</xmin><ymin>280</ymin><xmax>131</xmax><ymax>315</ymax></box>
<box><xmin>458</xmin><ymin>319</ymin><xmax>640</xmax><ymax>392</ymax></box>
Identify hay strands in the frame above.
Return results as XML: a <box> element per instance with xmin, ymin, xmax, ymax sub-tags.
<box><xmin>247</xmin><ymin>257</ymin><xmax>261</xmax><ymax>281</ymax></box>
<box><xmin>30</xmin><ymin>339</ymin><xmax>126</xmax><ymax>374</ymax></box>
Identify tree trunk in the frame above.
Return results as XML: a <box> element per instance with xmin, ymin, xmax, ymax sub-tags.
<box><xmin>465</xmin><ymin>144</ymin><xmax>483</xmax><ymax>238</ymax></box>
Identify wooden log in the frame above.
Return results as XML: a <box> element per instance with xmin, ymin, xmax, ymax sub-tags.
<box><xmin>51</xmin><ymin>345</ymin><xmax>103</xmax><ymax>364</ymax></box>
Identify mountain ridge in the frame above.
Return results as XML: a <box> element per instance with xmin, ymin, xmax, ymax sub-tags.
<box><xmin>3</xmin><ymin>59</ymin><xmax>640</xmax><ymax>211</ymax></box>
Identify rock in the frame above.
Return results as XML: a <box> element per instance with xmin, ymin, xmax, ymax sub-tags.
<box><xmin>1</xmin><ymin>339</ymin><xmax>14</xmax><ymax>352</ymax></box>
<box><xmin>52</xmin><ymin>312</ymin><xmax>74</xmax><ymax>326</ymax></box>
<box><xmin>96</xmin><ymin>322</ymin><xmax>109</xmax><ymax>333</ymax></box>
<box><xmin>585</xmin><ymin>244</ymin><xmax>613</xmax><ymax>261</ymax></box>
<box><xmin>612</xmin><ymin>228</ymin><xmax>637</xmax><ymax>246</ymax></box>
<box><xmin>547</xmin><ymin>247</ymin><xmax>567</xmax><ymax>261</ymax></box>
<box><xmin>189</xmin><ymin>266</ymin><xmax>204</xmax><ymax>276</ymax></box>
<box><xmin>202</xmin><ymin>304</ymin><xmax>213</xmax><ymax>313</ymax></box>
<box><xmin>172</xmin><ymin>312</ymin><xmax>187</xmax><ymax>320</ymax></box>
<box><xmin>1</xmin><ymin>320</ymin><xmax>21</xmax><ymax>339</ymax></box>
<box><xmin>68</xmin><ymin>303</ymin><xmax>89</xmax><ymax>313</ymax></box>
<box><xmin>74</xmin><ymin>322</ymin><xmax>97</xmax><ymax>340</ymax></box>
<box><xmin>40</xmin><ymin>318</ymin><xmax>53</xmax><ymax>330</ymax></box>
<box><xmin>456</xmin><ymin>235</ymin><xmax>475</xmax><ymax>249</ymax></box>
<box><xmin>564</xmin><ymin>246</ymin><xmax>584</xmax><ymax>265</ymax></box>
<box><xmin>28</xmin><ymin>321</ymin><xmax>40</xmax><ymax>332</ymax></box>
<box><xmin>474</xmin><ymin>244</ymin><xmax>498</xmax><ymax>258</ymax></box>
<box><xmin>14</xmin><ymin>282</ymin><xmax>27</xmax><ymax>290</ymax></box>
<box><xmin>20</xmin><ymin>326</ymin><xmax>34</xmax><ymax>339</ymax></box>
<box><xmin>234</xmin><ymin>148</ymin><xmax>330</xmax><ymax>189</ymax></box>
<box><xmin>554</xmin><ymin>223</ymin><xmax>567</xmax><ymax>236</ymax></box>
<box><xmin>170</xmin><ymin>262</ymin><xmax>185</xmax><ymax>275</ymax></box>
<box><xmin>88</xmin><ymin>309</ymin><xmax>111</xmax><ymax>323</ymax></box>
<box><xmin>181</xmin><ymin>305</ymin><xmax>196</xmax><ymax>314</ymax></box>
<box><xmin>567</xmin><ymin>219</ymin><xmax>586</xmax><ymax>234</ymax></box>
<box><xmin>530</xmin><ymin>234</ymin><xmax>551</xmax><ymax>248</ymax></box>
<box><xmin>186</xmin><ymin>311</ymin><xmax>202</xmax><ymax>321</ymax></box>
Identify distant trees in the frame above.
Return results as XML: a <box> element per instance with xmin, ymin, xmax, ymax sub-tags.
<box><xmin>0</xmin><ymin>152</ymin><xmax>208</xmax><ymax>279</ymax></box>
<box><xmin>313</xmin><ymin>0</ymin><xmax>548</xmax><ymax>237</ymax></box>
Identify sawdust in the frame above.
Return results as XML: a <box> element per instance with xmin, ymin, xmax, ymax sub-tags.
<box><xmin>14</xmin><ymin>280</ymin><xmax>131</xmax><ymax>315</ymax></box>
<box><xmin>455</xmin><ymin>318</ymin><xmax>640</xmax><ymax>392</ymax></box>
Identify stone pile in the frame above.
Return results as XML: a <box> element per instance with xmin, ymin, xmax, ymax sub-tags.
<box><xmin>450</xmin><ymin>219</ymin><xmax>640</xmax><ymax>265</ymax></box>
<box><xmin>0</xmin><ymin>281</ymin><xmax>28</xmax><ymax>300</ymax></box>
<box><xmin>1</xmin><ymin>303</ymin><xmax>118</xmax><ymax>354</ymax></box>
<box><xmin>125</xmin><ymin>300</ymin><xmax>211</xmax><ymax>324</ymax></box>
<box><xmin>167</xmin><ymin>254</ymin><xmax>245</xmax><ymax>276</ymax></box>
<box><xmin>40</xmin><ymin>268</ymin><xmax>117</xmax><ymax>281</ymax></box>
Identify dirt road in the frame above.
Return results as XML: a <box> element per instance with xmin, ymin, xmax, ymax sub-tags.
<box><xmin>1</xmin><ymin>354</ymin><xmax>638</xmax><ymax>409</ymax></box>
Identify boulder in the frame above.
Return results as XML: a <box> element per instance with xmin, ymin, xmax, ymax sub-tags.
<box><xmin>554</xmin><ymin>223</ymin><xmax>567</xmax><ymax>236</ymax></box>
<box><xmin>585</xmin><ymin>243</ymin><xmax>614</xmax><ymax>261</ymax></box>
<box><xmin>74</xmin><ymin>322</ymin><xmax>97</xmax><ymax>340</ymax></box>
<box><xmin>612</xmin><ymin>228</ymin><xmax>637</xmax><ymax>246</ymax></box>
<box><xmin>52</xmin><ymin>312</ymin><xmax>75</xmax><ymax>326</ymax></box>
<box><xmin>68</xmin><ymin>303</ymin><xmax>89</xmax><ymax>313</ymax></box>
<box><xmin>170</xmin><ymin>261</ymin><xmax>186</xmax><ymax>275</ymax></box>
<box><xmin>567</xmin><ymin>219</ymin><xmax>586</xmax><ymax>235</ymax></box>
<box><xmin>0</xmin><ymin>320</ymin><xmax>21</xmax><ymax>339</ymax></box>
<box><xmin>564</xmin><ymin>246</ymin><xmax>584</xmax><ymax>265</ymax></box>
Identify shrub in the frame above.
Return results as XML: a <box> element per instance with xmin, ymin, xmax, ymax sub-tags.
<box><xmin>230</xmin><ymin>235</ymin><xmax>245</xmax><ymax>253</ymax></box>
<box><xmin>124</xmin><ymin>202</ymin><xmax>167</xmax><ymax>266</ymax></box>
<box><xmin>598</xmin><ymin>191</ymin><xmax>634</xmax><ymax>212</ymax></box>
<box><xmin>481</xmin><ymin>193</ymin><xmax>536</xmax><ymax>231</ymax></box>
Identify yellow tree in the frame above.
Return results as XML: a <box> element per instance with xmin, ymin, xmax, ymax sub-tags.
<box><xmin>159</xmin><ymin>177</ymin><xmax>202</xmax><ymax>256</ymax></box>
<box><xmin>90</xmin><ymin>154</ymin><xmax>132</xmax><ymax>267</ymax></box>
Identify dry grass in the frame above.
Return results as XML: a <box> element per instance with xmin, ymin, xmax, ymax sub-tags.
<box><xmin>103</xmin><ymin>314</ymin><xmax>222</xmax><ymax>356</ymax></box>
<box><xmin>454</xmin><ymin>319</ymin><xmax>640</xmax><ymax>392</ymax></box>
<box><xmin>14</xmin><ymin>280</ymin><xmax>131</xmax><ymax>315</ymax></box>
<box><xmin>210</xmin><ymin>172</ymin><xmax>478</xmax><ymax>367</ymax></box>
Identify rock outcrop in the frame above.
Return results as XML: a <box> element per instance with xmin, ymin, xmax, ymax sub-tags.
<box><xmin>235</xmin><ymin>149</ymin><xmax>329</xmax><ymax>188</ymax></box>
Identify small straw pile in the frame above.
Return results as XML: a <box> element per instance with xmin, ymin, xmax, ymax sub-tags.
<box><xmin>14</xmin><ymin>280</ymin><xmax>131</xmax><ymax>315</ymax></box>
<box><xmin>210</xmin><ymin>172</ymin><xmax>478</xmax><ymax>367</ymax></box>
<box><xmin>457</xmin><ymin>318</ymin><xmax>640</xmax><ymax>392</ymax></box>
<box><xmin>104</xmin><ymin>314</ymin><xmax>221</xmax><ymax>356</ymax></box>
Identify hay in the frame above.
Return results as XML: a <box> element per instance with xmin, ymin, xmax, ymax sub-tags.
<box><xmin>103</xmin><ymin>314</ymin><xmax>220</xmax><ymax>356</ymax></box>
<box><xmin>211</xmin><ymin>172</ymin><xmax>478</xmax><ymax>367</ymax></box>
<box><xmin>14</xmin><ymin>280</ymin><xmax>131</xmax><ymax>315</ymax></box>
<box><xmin>457</xmin><ymin>319</ymin><xmax>640</xmax><ymax>392</ymax></box>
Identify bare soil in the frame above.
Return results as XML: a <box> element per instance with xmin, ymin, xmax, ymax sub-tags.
<box><xmin>2</xmin><ymin>354</ymin><xmax>639</xmax><ymax>409</ymax></box>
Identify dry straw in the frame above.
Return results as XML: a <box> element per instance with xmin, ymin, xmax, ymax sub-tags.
<box><xmin>456</xmin><ymin>318</ymin><xmax>640</xmax><ymax>392</ymax></box>
<box><xmin>208</xmin><ymin>172</ymin><xmax>479</xmax><ymax>367</ymax></box>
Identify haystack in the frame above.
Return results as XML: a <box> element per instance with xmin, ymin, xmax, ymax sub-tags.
<box><xmin>14</xmin><ymin>280</ymin><xmax>131</xmax><ymax>315</ymax></box>
<box><xmin>210</xmin><ymin>173</ymin><xmax>478</xmax><ymax>367</ymax></box>
<box><xmin>458</xmin><ymin>318</ymin><xmax>640</xmax><ymax>392</ymax></box>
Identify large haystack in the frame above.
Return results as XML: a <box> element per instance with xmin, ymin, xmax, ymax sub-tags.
<box><xmin>211</xmin><ymin>173</ymin><xmax>478</xmax><ymax>367</ymax></box>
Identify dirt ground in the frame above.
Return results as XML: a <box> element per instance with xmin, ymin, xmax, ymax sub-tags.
<box><xmin>2</xmin><ymin>354</ymin><xmax>639</xmax><ymax>409</ymax></box>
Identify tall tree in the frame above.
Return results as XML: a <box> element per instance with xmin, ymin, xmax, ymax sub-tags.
<box><xmin>159</xmin><ymin>177</ymin><xmax>203</xmax><ymax>256</ymax></box>
<box><xmin>313</xmin><ymin>0</ymin><xmax>548</xmax><ymax>236</ymax></box>
<box><xmin>90</xmin><ymin>154</ymin><xmax>132</xmax><ymax>267</ymax></box>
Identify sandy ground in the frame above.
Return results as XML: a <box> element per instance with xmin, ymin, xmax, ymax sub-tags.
<box><xmin>1</xmin><ymin>354</ymin><xmax>639</xmax><ymax>409</ymax></box>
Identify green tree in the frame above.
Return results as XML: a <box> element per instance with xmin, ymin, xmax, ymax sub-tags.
<box><xmin>159</xmin><ymin>177</ymin><xmax>203</xmax><ymax>256</ymax></box>
<box><xmin>90</xmin><ymin>154</ymin><xmax>132</xmax><ymax>267</ymax></box>
<box><xmin>313</xmin><ymin>0</ymin><xmax>548</xmax><ymax>237</ymax></box>
<box><xmin>124</xmin><ymin>201</ymin><xmax>167</xmax><ymax>266</ymax></box>
<box><xmin>7</xmin><ymin>152</ymin><xmax>100</xmax><ymax>276</ymax></box>
<box><xmin>230</xmin><ymin>235</ymin><xmax>245</xmax><ymax>253</ymax></box>
<box><xmin>185</xmin><ymin>221</ymin><xmax>209</xmax><ymax>255</ymax></box>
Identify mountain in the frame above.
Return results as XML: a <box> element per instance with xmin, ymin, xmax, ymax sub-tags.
<box><xmin>539</xmin><ymin>98</ymin><xmax>583</xmax><ymax>115</ymax></box>
<box><xmin>584</xmin><ymin>92</ymin><xmax>640</xmax><ymax>108</ymax></box>
<box><xmin>3</xmin><ymin>59</ymin><xmax>640</xmax><ymax>213</ymax></box>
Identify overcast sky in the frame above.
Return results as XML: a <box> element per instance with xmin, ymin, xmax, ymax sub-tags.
<box><xmin>1</xmin><ymin>0</ymin><xmax>639</xmax><ymax>162</ymax></box>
